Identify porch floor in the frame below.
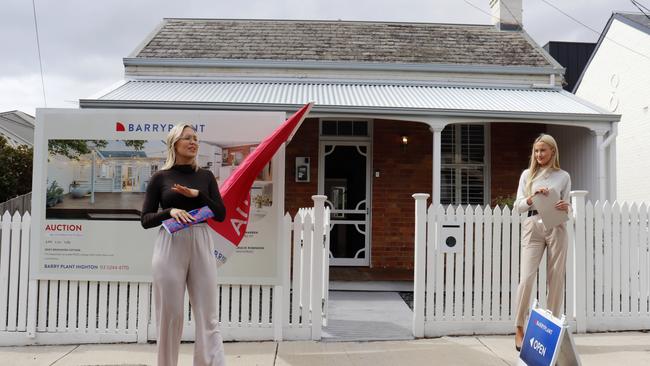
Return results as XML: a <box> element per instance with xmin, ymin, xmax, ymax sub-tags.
<box><xmin>329</xmin><ymin>267</ymin><xmax>413</xmax><ymax>281</ymax></box>
<box><xmin>323</xmin><ymin>291</ymin><xmax>414</xmax><ymax>342</ymax></box>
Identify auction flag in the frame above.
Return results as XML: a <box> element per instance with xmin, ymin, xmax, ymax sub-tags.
<box><xmin>209</xmin><ymin>102</ymin><xmax>314</xmax><ymax>266</ymax></box>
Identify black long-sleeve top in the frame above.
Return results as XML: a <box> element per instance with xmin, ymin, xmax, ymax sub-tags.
<box><xmin>140</xmin><ymin>164</ymin><xmax>227</xmax><ymax>229</ymax></box>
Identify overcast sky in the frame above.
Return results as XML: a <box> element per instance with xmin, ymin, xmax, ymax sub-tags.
<box><xmin>0</xmin><ymin>0</ymin><xmax>643</xmax><ymax>116</ymax></box>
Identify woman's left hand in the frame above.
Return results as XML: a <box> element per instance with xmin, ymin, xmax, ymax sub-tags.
<box><xmin>172</xmin><ymin>184</ymin><xmax>199</xmax><ymax>198</ymax></box>
<box><xmin>555</xmin><ymin>200</ymin><xmax>570</xmax><ymax>212</ymax></box>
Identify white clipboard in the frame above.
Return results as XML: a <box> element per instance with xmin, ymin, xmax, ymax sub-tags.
<box><xmin>531</xmin><ymin>188</ymin><xmax>569</xmax><ymax>229</ymax></box>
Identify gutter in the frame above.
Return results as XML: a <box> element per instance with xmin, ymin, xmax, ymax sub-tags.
<box><xmin>78</xmin><ymin>99</ymin><xmax>620</xmax><ymax>123</ymax></box>
<box><xmin>123</xmin><ymin>57</ymin><xmax>564</xmax><ymax>76</ymax></box>
<box><xmin>597</xmin><ymin>122</ymin><xmax>618</xmax><ymax>201</ymax></box>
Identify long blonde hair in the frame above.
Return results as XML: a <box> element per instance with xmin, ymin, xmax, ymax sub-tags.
<box><xmin>161</xmin><ymin>123</ymin><xmax>199</xmax><ymax>171</ymax></box>
<box><xmin>525</xmin><ymin>134</ymin><xmax>561</xmax><ymax>196</ymax></box>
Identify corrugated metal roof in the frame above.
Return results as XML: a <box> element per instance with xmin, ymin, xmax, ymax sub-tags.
<box><xmin>89</xmin><ymin>80</ymin><xmax>615</xmax><ymax>121</ymax></box>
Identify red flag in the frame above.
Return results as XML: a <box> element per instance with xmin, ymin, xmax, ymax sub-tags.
<box><xmin>209</xmin><ymin>102</ymin><xmax>314</xmax><ymax>265</ymax></box>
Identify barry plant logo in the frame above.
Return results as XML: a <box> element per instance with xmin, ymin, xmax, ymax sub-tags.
<box><xmin>115</xmin><ymin>121</ymin><xmax>206</xmax><ymax>133</ymax></box>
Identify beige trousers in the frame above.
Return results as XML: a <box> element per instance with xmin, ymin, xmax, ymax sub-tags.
<box><xmin>152</xmin><ymin>223</ymin><xmax>226</xmax><ymax>366</ymax></box>
<box><xmin>514</xmin><ymin>215</ymin><xmax>568</xmax><ymax>327</ymax></box>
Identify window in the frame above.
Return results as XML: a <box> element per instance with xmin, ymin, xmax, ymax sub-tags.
<box><xmin>321</xmin><ymin>120</ymin><xmax>369</xmax><ymax>137</ymax></box>
<box><xmin>441</xmin><ymin>124</ymin><xmax>487</xmax><ymax>206</ymax></box>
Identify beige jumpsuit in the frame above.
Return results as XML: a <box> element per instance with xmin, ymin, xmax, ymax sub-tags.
<box><xmin>152</xmin><ymin>223</ymin><xmax>226</xmax><ymax>366</ymax></box>
<box><xmin>513</xmin><ymin>168</ymin><xmax>571</xmax><ymax>327</ymax></box>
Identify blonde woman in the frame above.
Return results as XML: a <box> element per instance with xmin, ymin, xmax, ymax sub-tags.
<box><xmin>141</xmin><ymin>124</ymin><xmax>227</xmax><ymax>366</ymax></box>
<box><xmin>513</xmin><ymin>134</ymin><xmax>571</xmax><ymax>351</ymax></box>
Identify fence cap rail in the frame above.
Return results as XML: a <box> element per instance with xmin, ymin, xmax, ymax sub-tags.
<box><xmin>412</xmin><ymin>193</ymin><xmax>430</xmax><ymax>200</ymax></box>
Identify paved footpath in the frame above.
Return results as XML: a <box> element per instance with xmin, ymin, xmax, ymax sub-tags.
<box><xmin>1</xmin><ymin>331</ymin><xmax>649</xmax><ymax>365</ymax></box>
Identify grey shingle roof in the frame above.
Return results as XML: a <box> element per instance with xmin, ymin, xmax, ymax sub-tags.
<box><xmin>134</xmin><ymin>19</ymin><xmax>553</xmax><ymax>67</ymax></box>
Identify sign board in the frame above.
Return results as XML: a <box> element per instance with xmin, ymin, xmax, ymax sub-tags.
<box><xmin>518</xmin><ymin>301</ymin><xmax>581</xmax><ymax>366</ymax></box>
<box><xmin>31</xmin><ymin>108</ymin><xmax>286</xmax><ymax>284</ymax></box>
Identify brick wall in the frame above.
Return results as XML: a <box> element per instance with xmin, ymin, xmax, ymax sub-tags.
<box><xmin>284</xmin><ymin>118</ymin><xmax>319</xmax><ymax>216</ymax></box>
<box><xmin>490</xmin><ymin>123</ymin><xmax>546</xmax><ymax>204</ymax></box>
<box><xmin>371</xmin><ymin>120</ymin><xmax>432</xmax><ymax>269</ymax></box>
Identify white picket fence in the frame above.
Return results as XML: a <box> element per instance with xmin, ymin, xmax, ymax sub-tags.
<box><xmin>0</xmin><ymin>195</ymin><xmax>330</xmax><ymax>346</ymax></box>
<box><xmin>413</xmin><ymin>192</ymin><xmax>650</xmax><ymax>337</ymax></box>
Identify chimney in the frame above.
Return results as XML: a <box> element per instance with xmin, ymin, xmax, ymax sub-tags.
<box><xmin>489</xmin><ymin>0</ymin><xmax>523</xmax><ymax>31</ymax></box>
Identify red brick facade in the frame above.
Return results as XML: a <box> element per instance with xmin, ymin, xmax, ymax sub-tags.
<box><xmin>284</xmin><ymin>118</ymin><xmax>320</xmax><ymax>216</ymax></box>
<box><xmin>283</xmin><ymin>119</ymin><xmax>540</xmax><ymax>272</ymax></box>
<box><xmin>370</xmin><ymin>120</ymin><xmax>432</xmax><ymax>269</ymax></box>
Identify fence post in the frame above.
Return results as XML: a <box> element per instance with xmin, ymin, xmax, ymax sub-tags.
<box><xmin>571</xmin><ymin>190</ymin><xmax>588</xmax><ymax>333</ymax></box>
<box><xmin>311</xmin><ymin>195</ymin><xmax>326</xmax><ymax>340</ymax></box>
<box><xmin>412</xmin><ymin>193</ymin><xmax>430</xmax><ymax>338</ymax></box>
<box><xmin>137</xmin><ymin>282</ymin><xmax>150</xmax><ymax>343</ymax></box>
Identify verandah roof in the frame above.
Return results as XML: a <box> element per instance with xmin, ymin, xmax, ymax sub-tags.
<box><xmin>81</xmin><ymin>80</ymin><xmax>618</xmax><ymax>123</ymax></box>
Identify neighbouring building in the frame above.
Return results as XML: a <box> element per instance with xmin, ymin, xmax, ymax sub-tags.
<box><xmin>0</xmin><ymin>110</ymin><xmax>35</xmax><ymax>148</ymax></box>
<box><xmin>543</xmin><ymin>41</ymin><xmax>596</xmax><ymax>92</ymax></box>
<box><xmin>574</xmin><ymin>12</ymin><xmax>650</xmax><ymax>203</ymax></box>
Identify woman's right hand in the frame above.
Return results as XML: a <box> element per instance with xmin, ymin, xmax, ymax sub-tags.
<box><xmin>527</xmin><ymin>187</ymin><xmax>549</xmax><ymax>205</ymax></box>
<box><xmin>170</xmin><ymin>208</ymin><xmax>195</xmax><ymax>223</ymax></box>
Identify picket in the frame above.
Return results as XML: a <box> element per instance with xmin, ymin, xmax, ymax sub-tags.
<box><xmin>7</xmin><ymin>212</ymin><xmax>22</xmax><ymax>331</ymax></box>
<box><xmin>594</xmin><ymin>201</ymin><xmax>604</xmax><ymax>317</ymax></box>
<box><xmin>463</xmin><ymin>205</ymin><xmax>474</xmax><ymax>320</ymax></box>
<box><xmin>483</xmin><ymin>205</ymin><xmax>493</xmax><ymax>320</ymax></box>
<box><xmin>585</xmin><ymin>202</ymin><xmax>595</xmax><ymax>317</ymax></box>
<box><xmin>17</xmin><ymin>213</ymin><xmax>31</xmax><ymax>331</ymax></box>
<box><xmin>491</xmin><ymin>206</ymin><xmax>501</xmax><ymax>321</ymax></box>
<box><xmin>501</xmin><ymin>206</ymin><xmax>511</xmax><ymax>320</ymax></box>
<box><xmin>604</xmin><ymin>202</ymin><xmax>613</xmax><ymax>316</ymax></box>
<box><xmin>0</xmin><ymin>212</ymin><xmax>11</xmax><ymax>331</ymax></box>
<box><xmin>629</xmin><ymin>204</ymin><xmax>639</xmax><ymax>317</ymax></box>
<box><xmin>621</xmin><ymin>203</ymin><xmax>630</xmax><ymax>315</ymax></box>
<box><xmin>639</xmin><ymin>203</ymin><xmax>650</xmax><ymax>313</ymax></box>
<box><xmin>474</xmin><ymin>206</ymin><xmax>484</xmax><ymax>321</ymax></box>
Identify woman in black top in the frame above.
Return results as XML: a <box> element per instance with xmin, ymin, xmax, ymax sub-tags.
<box><xmin>141</xmin><ymin>124</ymin><xmax>226</xmax><ymax>366</ymax></box>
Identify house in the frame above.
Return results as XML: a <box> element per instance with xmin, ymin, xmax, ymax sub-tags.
<box><xmin>0</xmin><ymin>110</ymin><xmax>35</xmax><ymax>148</ymax></box>
<box><xmin>574</xmin><ymin>12</ymin><xmax>650</xmax><ymax>203</ymax></box>
<box><xmin>79</xmin><ymin>0</ymin><xmax>619</xmax><ymax>276</ymax></box>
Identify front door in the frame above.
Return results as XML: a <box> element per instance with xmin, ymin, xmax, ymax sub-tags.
<box><xmin>319</xmin><ymin>141</ymin><xmax>371</xmax><ymax>266</ymax></box>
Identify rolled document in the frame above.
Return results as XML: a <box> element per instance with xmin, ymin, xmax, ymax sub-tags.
<box><xmin>162</xmin><ymin>205</ymin><xmax>214</xmax><ymax>234</ymax></box>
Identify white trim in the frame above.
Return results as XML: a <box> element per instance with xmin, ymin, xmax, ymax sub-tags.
<box><xmin>318</xmin><ymin>137</ymin><xmax>373</xmax><ymax>267</ymax></box>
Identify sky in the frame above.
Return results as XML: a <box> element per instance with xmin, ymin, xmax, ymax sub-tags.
<box><xmin>0</xmin><ymin>0</ymin><xmax>644</xmax><ymax>116</ymax></box>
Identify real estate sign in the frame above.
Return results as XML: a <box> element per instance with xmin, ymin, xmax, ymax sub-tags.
<box><xmin>32</xmin><ymin>108</ymin><xmax>286</xmax><ymax>284</ymax></box>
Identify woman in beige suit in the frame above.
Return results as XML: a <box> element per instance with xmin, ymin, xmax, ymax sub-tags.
<box><xmin>513</xmin><ymin>134</ymin><xmax>571</xmax><ymax>351</ymax></box>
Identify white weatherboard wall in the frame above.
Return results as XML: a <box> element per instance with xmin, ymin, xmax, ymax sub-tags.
<box><xmin>576</xmin><ymin>18</ymin><xmax>650</xmax><ymax>203</ymax></box>
<box><xmin>548</xmin><ymin>125</ymin><xmax>599</xmax><ymax>201</ymax></box>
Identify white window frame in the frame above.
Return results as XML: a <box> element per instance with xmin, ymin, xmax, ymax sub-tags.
<box><xmin>441</xmin><ymin>123</ymin><xmax>490</xmax><ymax>206</ymax></box>
<box><xmin>319</xmin><ymin>119</ymin><xmax>373</xmax><ymax>142</ymax></box>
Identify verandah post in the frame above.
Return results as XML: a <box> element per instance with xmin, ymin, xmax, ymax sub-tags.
<box><xmin>571</xmin><ymin>190</ymin><xmax>588</xmax><ymax>333</ymax></box>
<box><xmin>412</xmin><ymin>193</ymin><xmax>430</xmax><ymax>337</ymax></box>
<box><xmin>310</xmin><ymin>195</ymin><xmax>327</xmax><ymax>340</ymax></box>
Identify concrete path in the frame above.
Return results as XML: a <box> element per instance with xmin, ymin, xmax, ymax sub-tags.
<box><xmin>2</xmin><ymin>332</ymin><xmax>649</xmax><ymax>365</ymax></box>
<box><xmin>322</xmin><ymin>291</ymin><xmax>413</xmax><ymax>342</ymax></box>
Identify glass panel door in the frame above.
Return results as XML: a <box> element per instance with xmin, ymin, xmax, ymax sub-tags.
<box><xmin>319</xmin><ymin>141</ymin><xmax>370</xmax><ymax>266</ymax></box>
